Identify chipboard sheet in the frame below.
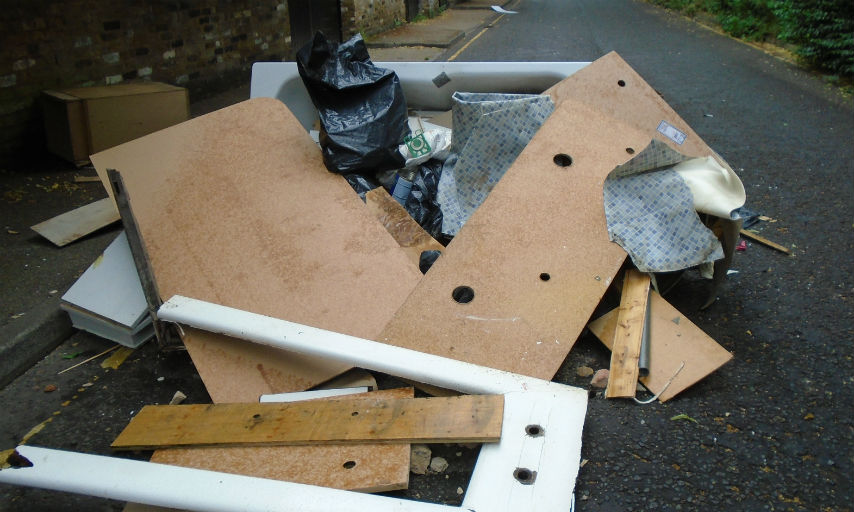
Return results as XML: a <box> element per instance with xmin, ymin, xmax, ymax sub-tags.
<box><xmin>379</xmin><ymin>52</ymin><xmax>726</xmax><ymax>379</ymax></box>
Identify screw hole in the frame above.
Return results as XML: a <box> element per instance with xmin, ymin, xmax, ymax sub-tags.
<box><xmin>618</xmin><ymin>79</ymin><xmax>626</xmax><ymax>87</ymax></box>
<box><xmin>343</xmin><ymin>460</ymin><xmax>356</xmax><ymax>469</ymax></box>
<box><xmin>626</xmin><ymin>147</ymin><xmax>635</xmax><ymax>154</ymax></box>
<box><xmin>513</xmin><ymin>467</ymin><xmax>537</xmax><ymax>485</ymax></box>
<box><xmin>452</xmin><ymin>286</ymin><xmax>475</xmax><ymax>304</ymax></box>
<box><xmin>539</xmin><ymin>273</ymin><xmax>550</xmax><ymax>282</ymax></box>
<box><xmin>553</xmin><ymin>153</ymin><xmax>573</xmax><ymax>167</ymax></box>
<box><xmin>525</xmin><ymin>424</ymin><xmax>544</xmax><ymax>437</ymax></box>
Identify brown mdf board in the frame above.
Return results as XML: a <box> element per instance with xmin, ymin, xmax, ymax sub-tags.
<box><xmin>377</xmin><ymin>52</ymin><xmax>727</xmax><ymax>380</ymax></box>
<box><xmin>365</xmin><ymin>187</ymin><xmax>444</xmax><ymax>268</ymax></box>
<box><xmin>606</xmin><ymin>270</ymin><xmax>651</xmax><ymax>398</ymax></box>
<box><xmin>149</xmin><ymin>388</ymin><xmax>414</xmax><ymax>492</ymax></box>
<box><xmin>113</xmin><ymin>394</ymin><xmax>503</xmax><ymax>450</ymax></box>
<box><xmin>588</xmin><ymin>290</ymin><xmax>733</xmax><ymax>402</ymax></box>
<box><xmin>90</xmin><ymin>97</ymin><xmax>423</xmax><ymax>401</ymax></box>
<box><xmin>30</xmin><ymin>197</ymin><xmax>120</xmax><ymax>247</ymax></box>
<box><xmin>546</xmin><ymin>51</ymin><xmax>723</xmax><ymax>162</ymax></box>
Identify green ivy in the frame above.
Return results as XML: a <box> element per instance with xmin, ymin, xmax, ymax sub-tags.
<box><xmin>647</xmin><ymin>0</ymin><xmax>853</xmax><ymax>78</ymax></box>
<box><xmin>772</xmin><ymin>0</ymin><xmax>854</xmax><ymax>76</ymax></box>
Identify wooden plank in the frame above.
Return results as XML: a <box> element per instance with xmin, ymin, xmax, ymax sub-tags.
<box><xmin>365</xmin><ymin>187</ymin><xmax>444</xmax><ymax>268</ymax></box>
<box><xmin>605</xmin><ymin>270</ymin><xmax>651</xmax><ymax>398</ymax></box>
<box><xmin>113</xmin><ymin>394</ymin><xmax>503</xmax><ymax>450</ymax></box>
<box><xmin>589</xmin><ymin>290</ymin><xmax>733</xmax><ymax>402</ymax></box>
<box><xmin>740</xmin><ymin>229</ymin><xmax>791</xmax><ymax>254</ymax></box>
<box><xmin>30</xmin><ymin>197</ymin><xmax>119</xmax><ymax>247</ymax></box>
<box><xmin>90</xmin><ymin>97</ymin><xmax>422</xmax><ymax>400</ymax></box>
<box><xmin>379</xmin><ymin>52</ymin><xmax>728</xmax><ymax>379</ymax></box>
<box><xmin>149</xmin><ymin>388</ymin><xmax>414</xmax><ymax>493</ymax></box>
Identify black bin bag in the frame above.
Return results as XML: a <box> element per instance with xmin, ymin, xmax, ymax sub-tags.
<box><xmin>296</xmin><ymin>32</ymin><xmax>409</xmax><ymax>175</ymax></box>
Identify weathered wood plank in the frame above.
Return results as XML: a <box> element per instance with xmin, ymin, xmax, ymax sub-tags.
<box><xmin>606</xmin><ymin>270</ymin><xmax>651</xmax><ymax>398</ymax></box>
<box><xmin>148</xmin><ymin>388</ymin><xmax>414</xmax><ymax>493</ymax></box>
<box><xmin>31</xmin><ymin>197</ymin><xmax>119</xmax><ymax>247</ymax></box>
<box><xmin>113</xmin><ymin>394</ymin><xmax>503</xmax><ymax>450</ymax></box>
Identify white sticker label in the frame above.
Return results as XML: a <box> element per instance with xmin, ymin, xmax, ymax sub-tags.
<box><xmin>657</xmin><ymin>120</ymin><xmax>687</xmax><ymax>145</ymax></box>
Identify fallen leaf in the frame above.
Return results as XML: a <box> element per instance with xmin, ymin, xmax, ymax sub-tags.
<box><xmin>62</xmin><ymin>352</ymin><xmax>83</xmax><ymax>359</ymax></box>
<box><xmin>43</xmin><ymin>384</ymin><xmax>57</xmax><ymax>393</ymax></box>
<box><xmin>670</xmin><ymin>414</ymin><xmax>698</xmax><ymax>424</ymax></box>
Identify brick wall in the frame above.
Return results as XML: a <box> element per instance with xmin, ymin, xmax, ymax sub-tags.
<box><xmin>0</xmin><ymin>1</ymin><xmax>294</xmax><ymax>162</ymax></box>
<box><xmin>345</xmin><ymin>0</ymin><xmax>407</xmax><ymax>37</ymax></box>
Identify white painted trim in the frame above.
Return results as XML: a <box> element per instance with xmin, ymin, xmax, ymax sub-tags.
<box><xmin>157</xmin><ymin>295</ymin><xmax>563</xmax><ymax>396</ymax></box>
<box><xmin>259</xmin><ymin>387</ymin><xmax>370</xmax><ymax>403</ymax></box>
<box><xmin>0</xmin><ymin>296</ymin><xmax>586</xmax><ymax>512</ymax></box>
<box><xmin>1</xmin><ymin>445</ymin><xmax>450</xmax><ymax>512</ymax></box>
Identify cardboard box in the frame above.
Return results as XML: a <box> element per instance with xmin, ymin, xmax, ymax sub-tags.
<box><xmin>42</xmin><ymin>82</ymin><xmax>189</xmax><ymax>165</ymax></box>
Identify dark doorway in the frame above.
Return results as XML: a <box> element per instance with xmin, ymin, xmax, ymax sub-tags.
<box><xmin>288</xmin><ymin>0</ymin><xmax>342</xmax><ymax>55</ymax></box>
<box><xmin>405</xmin><ymin>0</ymin><xmax>419</xmax><ymax>21</ymax></box>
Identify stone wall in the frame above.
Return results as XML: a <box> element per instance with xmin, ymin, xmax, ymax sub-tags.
<box><xmin>0</xmin><ymin>1</ymin><xmax>293</xmax><ymax>161</ymax></box>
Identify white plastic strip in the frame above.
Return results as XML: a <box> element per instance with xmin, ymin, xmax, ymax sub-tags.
<box><xmin>259</xmin><ymin>386</ymin><xmax>370</xmax><ymax>403</ymax></box>
<box><xmin>1</xmin><ymin>445</ymin><xmax>451</xmax><ymax>512</ymax></box>
<box><xmin>158</xmin><ymin>295</ymin><xmax>562</xmax><ymax>396</ymax></box>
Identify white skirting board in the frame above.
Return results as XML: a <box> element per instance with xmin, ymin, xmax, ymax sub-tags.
<box><xmin>1</xmin><ymin>295</ymin><xmax>586</xmax><ymax>512</ymax></box>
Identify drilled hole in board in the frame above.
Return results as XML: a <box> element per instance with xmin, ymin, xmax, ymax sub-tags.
<box><xmin>525</xmin><ymin>424</ymin><xmax>545</xmax><ymax>437</ymax></box>
<box><xmin>513</xmin><ymin>467</ymin><xmax>537</xmax><ymax>485</ymax></box>
<box><xmin>343</xmin><ymin>460</ymin><xmax>357</xmax><ymax>469</ymax></box>
<box><xmin>626</xmin><ymin>147</ymin><xmax>635</xmax><ymax>155</ymax></box>
<box><xmin>553</xmin><ymin>153</ymin><xmax>573</xmax><ymax>167</ymax></box>
<box><xmin>452</xmin><ymin>286</ymin><xmax>475</xmax><ymax>304</ymax></box>
<box><xmin>617</xmin><ymin>79</ymin><xmax>626</xmax><ymax>87</ymax></box>
<box><xmin>539</xmin><ymin>273</ymin><xmax>551</xmax><ymax>282</ymax></box>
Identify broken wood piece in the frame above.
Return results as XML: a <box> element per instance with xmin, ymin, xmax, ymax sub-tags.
<box><xmin>606</xmin><ymin>270</ymin><xmax>651</xmax><ymax>398</ymax></box>
<box><xmin>113</xmin><ymin>394</ymin><xmax>503</xmax><ymax>450</ymax></box>
<box><xmin>740</xmin><ymin>229</ymin><xmax>790</xmax><ymax>255</ymax></box>
<box><xmin>30</xmin><ymin>197</ymin><xmax>119</xmax><ymax>247</ymax></box>
<box><xmin>588</xmin><ymin>290</ymin><xmax>733</xmax><ymax>402</ymax></box>
<box><xmin>365</xmin><ymin>187</ymin><xmax>444</xmax><ymax>269</ymax></box>
<box><xmin>73</xmin><ymin>175</ymin><xmax>102</xmax><ymax>183</ymax></box>
<box><xmin>150</xmin><ymin>387</ymin><xmax>414</xmax><ymax>493</ymax></box>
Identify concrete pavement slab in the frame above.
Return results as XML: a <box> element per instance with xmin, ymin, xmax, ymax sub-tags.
<box><xmin>367</xmin><ymin>8</ymin><xmax>497</xmax><ymax>48</ymax></box>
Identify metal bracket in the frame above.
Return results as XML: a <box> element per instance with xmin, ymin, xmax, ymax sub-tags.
<box><xmin>106</xmin><ymin>169</ymin><xmax>182</xmax><ymax>350</ymax></box>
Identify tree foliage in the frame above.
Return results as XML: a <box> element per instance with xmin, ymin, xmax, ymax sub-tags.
<box><xmin>648</xmin><ymin>0</ymin><xmax>854</xmax><ymax>78</ymax></box>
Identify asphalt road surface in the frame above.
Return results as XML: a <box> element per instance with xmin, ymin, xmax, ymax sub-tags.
<box><xmin>1</xmin><ymin>0</ymin><xmax>852</xmax><ymax>510</ymax></box>
<box><xmin>452</xmin><ymin>0</ymin><xmax>853</xmax><ymax>510</ymax></box>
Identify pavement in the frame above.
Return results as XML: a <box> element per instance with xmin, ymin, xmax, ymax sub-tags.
<box><xmin>0</xmin><ymin>1</ymin><xmax>502</xmax><ymax>390</ymax></box>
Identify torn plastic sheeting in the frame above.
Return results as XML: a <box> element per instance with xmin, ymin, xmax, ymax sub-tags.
<box><xmin>437</xmin><ymin>92</ymin><xmax>555</xmax><ymax>236</ymax></box>
<box><xmin>296</xmin><ymin>32</ymin><xmax>409</xmax><ymax>175</ymax></box>
<box><xmin>604</xmin><ymin>140</ymin><xmax>727</xmax><ymax>273</ymax></box>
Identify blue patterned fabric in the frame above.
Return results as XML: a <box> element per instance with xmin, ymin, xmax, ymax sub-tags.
<box><xmin>604</xmin><ymin>140</ymin><xmax>724</xmax><ymax>272</ymax></box>
<box><xmin>438</xmin><ymin>92</ymin><xmax>554</xmax><ymax>236</ymax></box>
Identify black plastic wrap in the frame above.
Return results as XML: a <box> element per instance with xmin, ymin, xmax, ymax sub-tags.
<box><xmin>296</xmin><ymin>32</ymin><xmax>409</xmax><ymax>175</ymax></box>
<box><xmin>404</xmin><ymin>159</ymin><xmax>444</xmax><ymax>241</ymax></box>
<box><xmin>343</xmin><ymin>173</ymin><xmax>381</xmax><ymax>201</ymax></box>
